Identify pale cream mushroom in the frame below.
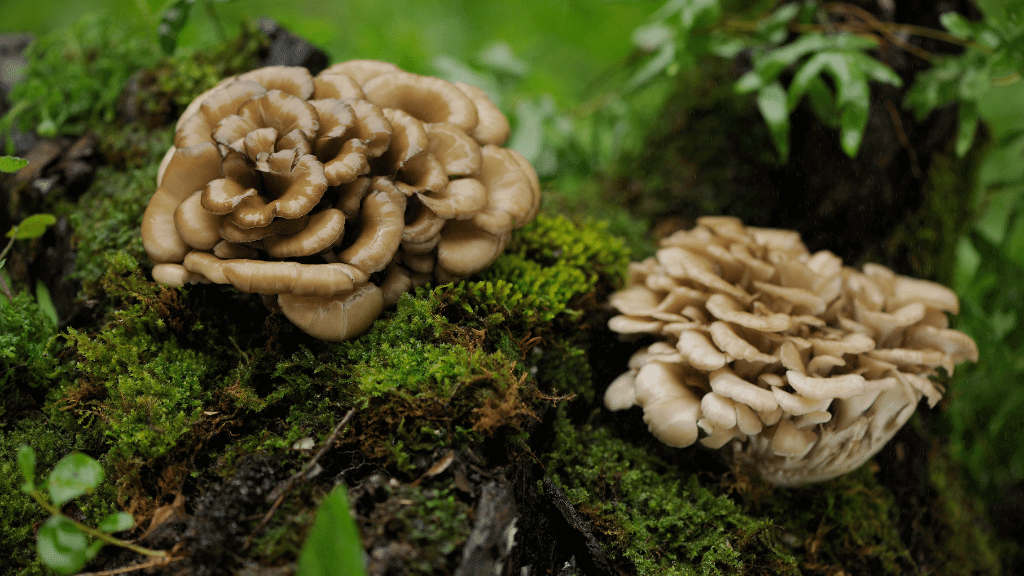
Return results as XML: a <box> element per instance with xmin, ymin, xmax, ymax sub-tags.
<box><xmin>604</xmin><ymin>216</ymin><xmax>978</xmax><ymax>485</ymax></box>
<box><xmin>142</xmin><ymin>62</ymin><xmax>539</xmax><ymax>341</ymax></box>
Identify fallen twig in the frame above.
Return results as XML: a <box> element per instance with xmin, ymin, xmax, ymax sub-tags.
<box><xmin>74</xmin><ymin>555</ymin><xmax>182</xmax><ymax>576</ymax></box>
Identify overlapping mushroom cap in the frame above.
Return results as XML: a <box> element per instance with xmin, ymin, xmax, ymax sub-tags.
<box><xmin>141</xmin><ymin>62</ymin><xmax>540</xmax><ymax>341</ymax></box>
<box><xmin>604</xmin><ymin>216</ymin><xmax>978</xmax><ymax>486</ymax></box>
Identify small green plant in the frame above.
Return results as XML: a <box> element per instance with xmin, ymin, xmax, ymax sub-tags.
<box><xmin>0</xmin><ymin>15</ymin><xmax>159</xmax><ymax>147</ymax></box>
<box><xmin>297</xmin><ymin>484</ymin><xmax>366</xmax><ymax>576</ymax></box>
<box><xmin>906</xmin><ymin>5</ymin><xmax>1024</xmax><ymax>156</ymax></box>
<box><xmin>16</xmin><ymin>446</ymin><xmax>167</xmax><ymax>574</ymax></box>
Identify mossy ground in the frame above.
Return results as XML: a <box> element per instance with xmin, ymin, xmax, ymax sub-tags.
<box><xmin>0</xmin><ymin>17</ymin><xmax>1012</xmax><ymax>576</ymax></box>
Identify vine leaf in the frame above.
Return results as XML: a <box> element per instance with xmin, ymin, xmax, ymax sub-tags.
<box><xmin>0</xmin><ymin>155</ymin><xmax>28</xmax><ymax>173</ymax></box>
<box><xmin>98</xmin><ymin>512</ymin><xmax>135</xmax><ymax>534</ymax></box>
<box><xmin>7</xmin><ymin>213</ymin><xmax>57</xmax><ymax>240</ymax></box>
<box><xmin>48</xmin><ymin>453</ymin><xmax>104</xmax><ymax>507</ymax></box>
<box><xmin>36</xmin><ymin>516</ymin><xmax>95</xmax><ymax>575</ymax></box>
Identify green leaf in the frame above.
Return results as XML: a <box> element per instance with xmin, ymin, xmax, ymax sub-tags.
<box><xmin>48</xmin><ymin>453</ymin><xmax>104</xmax><ymax>507</ymax></box>
<box><xmin>158</xmin><ymin>0</ymin><xmax>195</xmax><ymax>55</ymax></box>
<box><xmin>734</xmin><ymin>70</ymin><xmax>764</xmax><ymax>94</ymax></box>
<box><xmin>17</xmin><ymin>445</ymin><xmax>36</xmax><ymax>491</ymax></box>
<box><xmin>756</xmin><ymin>82</ymin><xmax>790</xmax><ymax>160</ymax></box>
<box><xmin>476</xmin><ymin>42</ymin><xmax>528</xmax><ymax>77</ymax></box>
<box><xmin>758</xmin><ymin>3</ymin><xmax>800</xmax><ymax>45</ymax></box>
<box><xmin>35</xmin><ymin>280</ymin><xmax>58</xmax><ymax>326</ymax></box>
<box><xmin>98</xmin><ymin>512</ymin><xmax>134</xmax><ymax>533</ymax></box>
<box><xmin>956</xmin><ymin>101</ymin><xmax>980</xmax><ymax>156</ymax></box>
<box><xmin>626</xmin><ymin>41</ymin><xmax>677</xmax><ymax>91</ymax></box>
<box><xmin>679</xmin><ymin>0</ymin><xmax>721</xmax><ymax>32</ymax></box>
<box><xmin>787</xmin><ymin>52</ymin><xmax>831</xmax><ymax>111</ymax></box>
<box><xmin>839</xmin><ymin>96</ymin><xmax>869</xmax><ymax>157</ymax></box>
<box><xmin>752</xmin><ymin>33</ymin><xmax>829</xmax><ymax>84</ymax></box>
<box><xmin>0</xmin><ymin>156</ymin><xmax>28</xmax><ymax>173</ymax></box>
<box><xmin>940</xmin><ymin>12</ymin><xmax>977</xmax><ymax>39</ymax></box>
<box><xmin>844</xmin><ymin>52</ymin><xmax>903</xmax><ymax>86</ymax></box>
<box><xmin>632</xmin><ymin>21</ymin><xmax>675</xmax><ymax>50</ymax></box>
<box><xmin>804</xmin><ymin>76</ymin><xmax>839</xmax><ymax>128</ymax></box>
<box><xmin>297</xmin><ymin>484</ymin><xmax>366</xmax><ymax>576</ymax></box>
<box><xmin>37</xmin><ymin>516</ymin><xmax>90</xmax><ymax>575</ymax></box>
<box><xmin>7</xmin><ymin>213</ymin><xmax>57</xmax><ymax>240</ymax></box>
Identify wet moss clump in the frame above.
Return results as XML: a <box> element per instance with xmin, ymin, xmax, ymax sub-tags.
<box><xmin>0</xmin><ymin>292</ymin><xmax>60</xmax><ymax>415</ymax></box>
<box><xmin>545</xmin><ymin>409</ymin><xmax>799</xmax><ymax>575</ymax></box>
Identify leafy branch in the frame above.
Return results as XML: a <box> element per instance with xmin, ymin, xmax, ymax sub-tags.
<box><xmin>17</xmin><ymin>446</ymin><xmax>169</xmax><ymax>575</ymax></box>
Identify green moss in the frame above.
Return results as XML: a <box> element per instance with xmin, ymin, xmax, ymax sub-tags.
<box><xmin>927</xmin><ymin>445</ymin><xmax>1006</xmax><ymax>574</ymax></box>
<box><xmin>61</xmin><ymin>253</ymin><xmax>220</xmax><ymax>468</ymax></box>
<box><xmin>355</xmin><ymin>482</ymin><xmax>472</xmax><ymax>575</ymax></box>
<box><xmin>0</xmin><ymin>412</ymin><xmax>112</xmax><ymax>576</ymax></box>
<box><xmin>740</xmin><ymin>467</ymin><xmax>915</xmax><ymax>575</ymax></box>
<box><xmin>866</xmin><ymin>150</ymin><xmax>979</xmax><ymax>281</ymax></box>
<box><xmin>257</xmin><ymin>215</ymin><xmax>629</xmax><ymax>472</ymax></box>
<box><xmin>0</xmin><ymin>292</ymin><xmax>59</xmax><ymax>414</ymax></box>
<box><xmin>478</xmin><ymin>213</ymin><xmax>630</xmax><ymax>324</ymax></box>
<box><xmin>546</xmin><ymin>410</ymin><xmax>798</xmax><ymax>575</ymax></box>
<box><xmin>69</xmin><ymin>150</ymin><xmax>167</xmax><ymax>295</ymax></box>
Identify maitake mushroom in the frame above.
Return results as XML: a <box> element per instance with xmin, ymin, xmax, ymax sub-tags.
<box><xmin>141</xmin><ymin>62</ymin><xmax>540</xmax><ymax>341</ymax></box>
<box><xmin>604</xmin><ymin>216</ymin><xmax>978</xmax><ymax>486</ymax></box>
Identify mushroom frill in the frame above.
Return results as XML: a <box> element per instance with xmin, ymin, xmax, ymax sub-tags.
<box><xmin>604</xmin><ymin>216</ymin><xmax>978</xmax><ymax>486</ymax></box>
<box><xmin>141</xmin><ymin>62</ymin><xmax>540</xmax><ymax>341</ymax></box>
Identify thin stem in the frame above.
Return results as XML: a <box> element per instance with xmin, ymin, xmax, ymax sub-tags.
<box><xmin>26</xmin><ymin>490</ymin><xmax>167</xmax><ymax>559</ymax></box>
<box><xmin>0</xmin><ymin>226</ymin><xmax>18</xmax><ymax>263</ymax></box>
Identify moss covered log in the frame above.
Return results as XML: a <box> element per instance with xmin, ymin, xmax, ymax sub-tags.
<box><xmin>0</xmin><ymin>13</ymin><xmax>1014</xmax><ymax>576</ymax></box>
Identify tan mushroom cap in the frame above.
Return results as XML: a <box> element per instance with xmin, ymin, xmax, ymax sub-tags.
<box><xmin>279</xmin><ymin>283</ymin><xmax>384</xmax><ymax>342</ymax></box>
<box><xmin>362</xmin><ymin>72</ymin><xmax>479</xmax><ymax>133</ymax></box>
<box><xmin>174</xmin><ymin>191</ymin><xmax>223</xmax><ymax>250</ymax></box>
<box><xmin>236</xmin><ymin>66</ymin><xmax>315</xmax><ymax>99</ymax></box>
<box><xmin>426</xmin><ymin>122</ymin><xmax>482</xmax><ymax>176</ymax></box>
<box><xmin>175</xmin><ymin>81</ymin><xmax>267</xmax><ymax>148</ymax></box>
<box><xmin>313</xmin><ymin>73</ymin><xmax>366</xmax><ymax>100</ymax></box>
<box><xmin>319</xmin><ymin>59</ymin><xmax>403</xmax><ymax>85</ymax></box>
<box><xmin>436</xmin><ymin>219</ymin><xmax>509</xmax><ymax>278</ymax></box>
<box><xmin>146</xmin><ymin>61</ymin><xmax>538</xmax><ymax>342</ymax></box>
<box><xmin>336</xmin><ymin>179</ymin><xmax>406</xmax><ymax>273</ymax></box>
<box><xmin>453</xmin><ymin>81</ymin><xmax>510</xmax><ymax>145</ymax></box>
<box><xmin>142</xmin><ymin>142</ymin><xmax>224</xmax><ymax>263</ymax></box>
<box><xmin>470</xmin><ymin>146</ymin><xmax>538</xmax><ymax>235</ymax></box>
<box><xmin>264</xmin><ymin>208</ymin><xmax>346</xmax><ymax>258</ymax></box>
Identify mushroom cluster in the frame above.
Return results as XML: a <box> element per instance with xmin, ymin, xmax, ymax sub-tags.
<box><xmin>604</xmin><ymin>216</ymin><xmax>978</xmax><ymax>486</ymax></box>
<box><xmin>141</xmin><ymin>62</ymin><xmax>540</xmax><ymax>341</ymax></box>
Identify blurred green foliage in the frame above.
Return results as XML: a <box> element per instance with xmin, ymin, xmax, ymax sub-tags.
<box><xmin>0</xmin><ymin>15</ymin><xmax>159</xmax><ymax>146</ymax></box>
<box><xmin>945</xmin><ymin>76</ymin><xmax>1024</xmax><ymax>501</ymax></box>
